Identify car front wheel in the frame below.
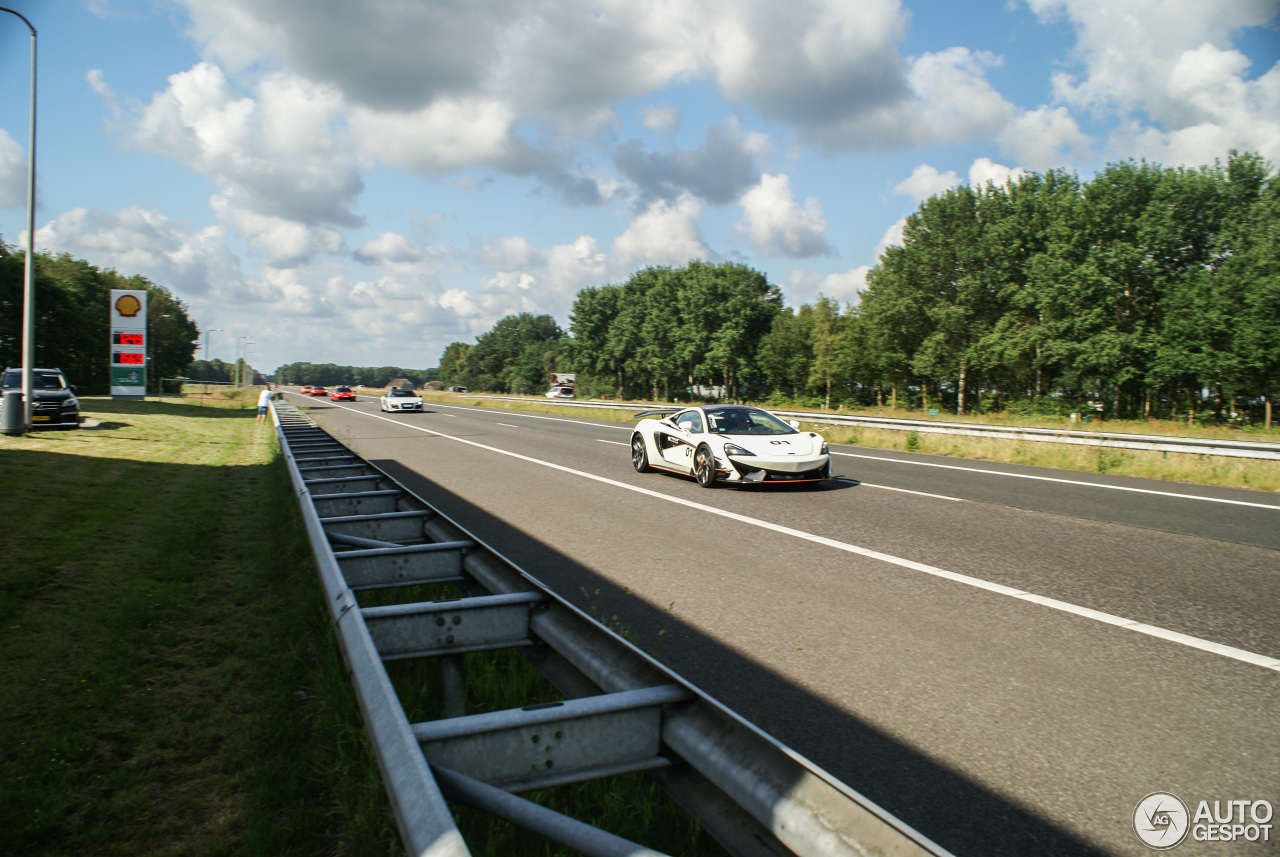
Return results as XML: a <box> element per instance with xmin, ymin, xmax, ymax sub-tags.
<box><xmin>694</xmin><ymin>445</ymin><xmax>717</xmax><ymax>488</ymax></box>
<box><xmin>631</xmin><ymin>434</ymin><xmax>652</xmax><ymax>473</ymax></box>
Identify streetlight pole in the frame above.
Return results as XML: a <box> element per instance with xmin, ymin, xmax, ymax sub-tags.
<box><xmin>1</xmin><ymin>8</ymin><xmax>37</xmax><ymax>429</ymax></box>
<box><xmin>199</xmin><ymin>327</ymin><xmax>220</xmax><ymax>406</ymax></box>
<box><xmin>203</xmin><ymin>327</ymin><xmax>221</xmax><ymax>364</ymax></box>
<box><xmin>236</xmin><ymin>336</ymin><xmax>249</xmax><ymax>388</ymax></box>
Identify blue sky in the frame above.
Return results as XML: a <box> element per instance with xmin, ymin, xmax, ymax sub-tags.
<box><xmin>1</xmin><ymin>0</ymin><xmax>1277</xmax><ymax>374</ymax></box>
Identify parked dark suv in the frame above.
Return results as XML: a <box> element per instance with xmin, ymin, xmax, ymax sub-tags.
<box><xmin>1</xmin><ymin>367</ymin><xmax>82</xmax><ymax>428</ymax></box>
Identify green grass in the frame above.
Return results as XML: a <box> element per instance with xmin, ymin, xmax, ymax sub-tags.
<box><xmin>0</xmin><ymin>397</ymin><xmax>398</xmax><ymax>856</ymax></box>
<box><xmin>1</xmin><ymin>397</ymin><xmax>727</xmax><ymax>856</ymax></box>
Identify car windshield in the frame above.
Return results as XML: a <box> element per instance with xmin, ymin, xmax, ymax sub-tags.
<box><xmin>2</xmin><ymin>371</ymin><xmax>65</xmax><ymax>389</ymax></box>
<box><xmin>704</xmin><ymin>407</ymin><xmax>796</xmax><ymax>436</ymax></box>
<box><xmin>334</xmin><ymin>386</ymin><xmax>350</xmax><ymax>392</ymax></box>
<box><xmin>390</xmin><ymin>389</ymin><xmax>416</xmax><ymax>397</ymax></box>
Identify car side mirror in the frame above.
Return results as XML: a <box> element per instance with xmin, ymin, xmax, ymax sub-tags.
<box><xmin>70</xmin><ymin>385</ymin><xmax>77</xmax><ymax>393</ymax></box>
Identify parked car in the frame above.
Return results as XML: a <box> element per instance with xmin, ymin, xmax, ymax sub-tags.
<box><xmin>329</xmin><ymin>385</ymin><xmax>356</xmax><ymax>401</ymax></box>
<box><xmin>1</xmin><ymin>367</ymin><xmax>81</xmax><ymax>428</ymax></box>
<box><xmin>447</xmin><ymin>386</ymin><xmax>468</xmax><ymax>393</ymax></box>
<box><xmin>545</xmin><ymin>386</ymin><xmax>575</xmax><ymax>399</ymax></box>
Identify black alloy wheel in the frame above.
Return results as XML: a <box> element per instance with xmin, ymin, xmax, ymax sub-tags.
<box><xmin>631</xmin><ymin>434</ymin><xmax>652</xmax><ymax>473</ymax></box>
<box><xmin>694</xmin><ymin>445</ymin><xmax>717</xmax><ymax>488</ymax></box>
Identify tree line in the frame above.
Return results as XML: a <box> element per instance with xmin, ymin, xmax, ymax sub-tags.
<box><xmin>0</xmin><ymin>246</ymin><xmax>197</xmax><ymax>395</ymax></box>
<box><xmin>273</xmin><ymin>362</ymin><xmax>437</xmax><ymax>388</ymax></box>
<box><xmin>438</xmin><ymin>153</ymin><xmax>1279</xmax><ymax>427</ymax></box>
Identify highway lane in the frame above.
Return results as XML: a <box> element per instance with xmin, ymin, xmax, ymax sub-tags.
<box><xmin>288</xmin><ymin>392</ymin><xmax>1279</xmax><ymax>857</ymax></box>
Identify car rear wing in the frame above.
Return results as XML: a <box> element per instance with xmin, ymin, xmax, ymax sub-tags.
<box><xmin>633</xmin><ymin>408</ymin><xmax>681</xmax><ymax>419</ymax></box>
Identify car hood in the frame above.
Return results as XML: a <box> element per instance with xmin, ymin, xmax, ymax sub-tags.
<box><xmin>9</xmin><ymin>389</ymin><xmax>73</xmax><ymax>403</ymax></box>
<box><xmin>720</xmin><ymin>432</ymin><xmax>821</xmax><ymax>457</ymax></box>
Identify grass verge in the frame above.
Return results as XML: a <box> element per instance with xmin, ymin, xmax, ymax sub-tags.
<box><xmin>3</xmin><ymin>397</ymin><xmax>726</xmax><ymax>856</ymax></box>
<box><xmin>0</xmin><ymin>397</ymin><xmax>399</xmax><ymax>856</ymax></box>
<box><xmin>406</xmin><ymin>392</ymin><xmax>1280</xmax><ymax>493</ymax></box>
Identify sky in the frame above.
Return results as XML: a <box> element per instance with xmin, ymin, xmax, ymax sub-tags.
<box><xmin>0</xmin><ymin>0</ymin><xmax>1277</xmax><ymax>374</ymax></box>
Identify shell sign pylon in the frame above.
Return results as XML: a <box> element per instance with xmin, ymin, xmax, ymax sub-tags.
<box><xmin>110</xmin><ymin>289</ymin><xmax>147</xmax><ymax>399</ymax></box>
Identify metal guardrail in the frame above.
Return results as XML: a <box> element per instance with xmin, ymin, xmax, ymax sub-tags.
<box><xmin>468</xmin><ymin>395</ymin><xmax>1280</xmax><ymax>460</ymax></box>
<box><xmin>271</xmin><ymin>399</ymin><xmax>953</xmax><ymax>857</ymax></box>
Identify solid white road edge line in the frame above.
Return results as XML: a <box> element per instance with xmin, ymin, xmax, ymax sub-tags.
<box><xmin>496</xmin><ymin>423</ymin><xmax>519</xmax><ymax>428</ymax></box>
<box><xmin>317</xmin><ymin>400</ymin><xmax>1280</xmax><ymax>673</ymax></box>
<box><xmin>596</xmin><ymin>439</ymin><xmax>628</xmax><ymax>445</ymax></box>
<box><xmin>833</xmin><ymin>451</ymin><xmax>1280</xmax><ymax>510</ymax></box>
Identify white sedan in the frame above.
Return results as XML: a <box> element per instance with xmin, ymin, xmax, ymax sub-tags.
<box><xmin>380</xmin><ymin>388</ymin><xmax>425</xmax><ymax>412</ymax></box>
<box><xmin>630</xmin><ymin>405</ymin><xmax>830</xmax><ymax>487</ymax></box>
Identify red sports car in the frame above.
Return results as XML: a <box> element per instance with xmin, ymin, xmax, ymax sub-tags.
<box><xmin>330</xmin><ymin>386</ymin><xmax>356</xmax><ymax>401</ymax></box>
<box><xmin>309</xmin><ymin>386</ymin><xmax>328</xmax><ymax>396</ymax></box>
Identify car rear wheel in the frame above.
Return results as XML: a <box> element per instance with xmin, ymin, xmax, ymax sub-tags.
<box><xmin>631</xmin><ymin>434</ymin><xmax>652</xmax><ymax>473</ymax></box>
<box><xmin>694</xmin><ymin>445</ymin><xmax>717</xmax><ymax>488</ymax></box>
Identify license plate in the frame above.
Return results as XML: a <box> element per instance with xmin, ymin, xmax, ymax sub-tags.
<box><xmin>33</xmin><ymin>415</ymin><xmax>49</xmax><ymax>421</ymax></box>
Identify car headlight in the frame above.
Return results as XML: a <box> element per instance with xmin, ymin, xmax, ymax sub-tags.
<box><xmin>820</xmin><ymin>441</ymin><xmax>828</xmax><ymax>455</ymax></box>
<box><xmin>723</xmin><ymin>443</ymin><xmax>754</xmax><ymax>457</ymax></box>
<box><xmin>63</xmin><ymin>398</ymin><xmax>79</xmax><ymax>409</ymax></box>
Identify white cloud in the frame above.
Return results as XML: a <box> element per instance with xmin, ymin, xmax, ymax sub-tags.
<box><xmin>354</xmin><ymin>232</ymin><xmax>427</xmax><ymax>265</ymax></box>
<box><xmin>0</xmin><ymin>129</ymin><xmax>26</xmax><ymax>210</ymax></box>
<box><xmin>805</xmin><ymin>47</ymin><xmax>1016</xmax><ymax>150</ymax></box>
<box><xmin>968</xmin><ymin>157</ymin><xmax>1027</xmax><ymax>189</ymax></box>
<box><xmin>783</xmin><ymin>266</ymin><xmax>869</xmax><ymax>306</ymax></box>
<box><xmin>610</xmin><ymin>194</ymin><xmax>712</xmax><ymax>270</ymax></box>
<box><xmin>736</xmin><ymin>173</ymin><xmax>831</xmax><ymax>257</ymax></box>
<box><xmin>170</xmin><ymin>0</ymin><xmax>1010</xmax><ymax>163</ymax></box>
<box><xmin>33</xmin><ymin>206</ymin><xmax>245</xmax><ymax>299</ymax></box>
<box><xmin>348</xmin><ymin>97</ymin><xmax>526</xmax><ymax>174</ymax></box>
<box><xmin>874</xmin><ymin>216</ymin><xmax>907</xmax><ymax>261</ymax></box>
<box><xmin>894</xmin><ymin>164</ymin><xmax>960</xmax><ymax>201</ymax></box>
<box><xmin>643</xmin><ymin>105</ymin><xmax>681</xmax><ymax>131</ymax></box>
<box><xmin>119</xmin><ymin>62</ymin><xmax>365</xmax><ymax>233</ymax></box>
<box><xmin>999</xmin><ymin>106</ymin><xmax>1092</xmax><ymax>169</ymax></box>
<box><xmin>1028</xmin><ymin>0</ymin><xmax>1280</xmax><ymax>165</ymax></box>
<box><xmin>210</xmin><ymin>192</ymin><xmax>343</xmax><ymax>266</ymax></box>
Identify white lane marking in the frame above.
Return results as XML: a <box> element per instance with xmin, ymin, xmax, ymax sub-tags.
<box><xmin>429</xmin><ymin>401</ymin><xmax>632</xmax><ymax>431</ymax></box>
<box><xmin>833</xmin><ymin>451</ymin><xmax>1280</xmax><ymax>510</ymax></box>
<box><xmin>496</xmin><ymin>423</ymin><xmax>519</xmax><ymax>428</ymax></box>
<box><xmin>838</xmin><ymin>478</ymin><xmax>962</xmax><ymax>502</ymax></box>
<box><xmin>597</xmin><ymin>439</ymin><xmax>628</xmax><ymax>446</ymax></box>
<box><xmin>318</xmin><ymin>401</ymin><xmax>1280</xmax><ymax>673</ymax></box>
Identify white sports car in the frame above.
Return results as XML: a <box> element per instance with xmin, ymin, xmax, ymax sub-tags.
<box><xmin>630</xmin><ymin>405</ymin><xmax>830</xmax><ymax>487</ymax></box>
<box><xmin>380</xmin><ymin>388</ymin><xmax>425</xmax><ymax>412</ymax></box>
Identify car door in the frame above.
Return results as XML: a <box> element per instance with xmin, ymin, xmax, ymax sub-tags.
<box><xmin>658</xmin><ymin>410</ymin><xmax>702</xmax><ymax>471</ymax></box>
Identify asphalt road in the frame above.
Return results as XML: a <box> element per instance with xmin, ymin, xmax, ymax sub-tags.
<box><xmin>289</xmin><ymin>392</ymin><xmax>1279</xmax><ymax>857</ymax></box>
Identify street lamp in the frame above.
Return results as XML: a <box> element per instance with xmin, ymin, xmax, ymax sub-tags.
<box><xmin>235</xmin><ymin>336</ymin><xmax>249</xmax><ymax>387</ymax></box>
<box><xmin>202</xmin><ymin>327</ymin><xmax>221</xmax><ymax>363</ymax></box>
<box><xmin>1</xmin><ymin>7</ymin><xmax>37</xmax><ymax>429</ymax></box>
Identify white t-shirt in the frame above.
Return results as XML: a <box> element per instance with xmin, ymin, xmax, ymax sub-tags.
<box><xmin>257</xmin><ymin>388</ymin><xmax>274</xmax><ymax>407</ymax></box>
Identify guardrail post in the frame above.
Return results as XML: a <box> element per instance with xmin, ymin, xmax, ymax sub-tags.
<box><xmin>440</xmin><ymin>655</ymin><xmax>465</xmax><ymax>718</ymax></box>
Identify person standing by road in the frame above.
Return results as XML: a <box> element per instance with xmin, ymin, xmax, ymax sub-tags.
<box><xmin>256</xmin><ymin>386</ymin><xmax>274</xmax><ymax>425</ymax></box>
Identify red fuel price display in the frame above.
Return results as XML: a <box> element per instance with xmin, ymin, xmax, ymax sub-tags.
<box><xmin>113</xmin><ymin>351</ymin><xmax>145</xmax><ymax>365</ymax></box>
<box><xmin>113</xmin><ymin>332</ymin><xmax>144</xmax><ymax>346</ymax></box>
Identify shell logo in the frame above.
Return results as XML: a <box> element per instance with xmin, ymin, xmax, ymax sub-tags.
<box><xmin>115</xmin><ymin>294</ymin><xmax>142</xmax><ymax>317</ymax></box>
